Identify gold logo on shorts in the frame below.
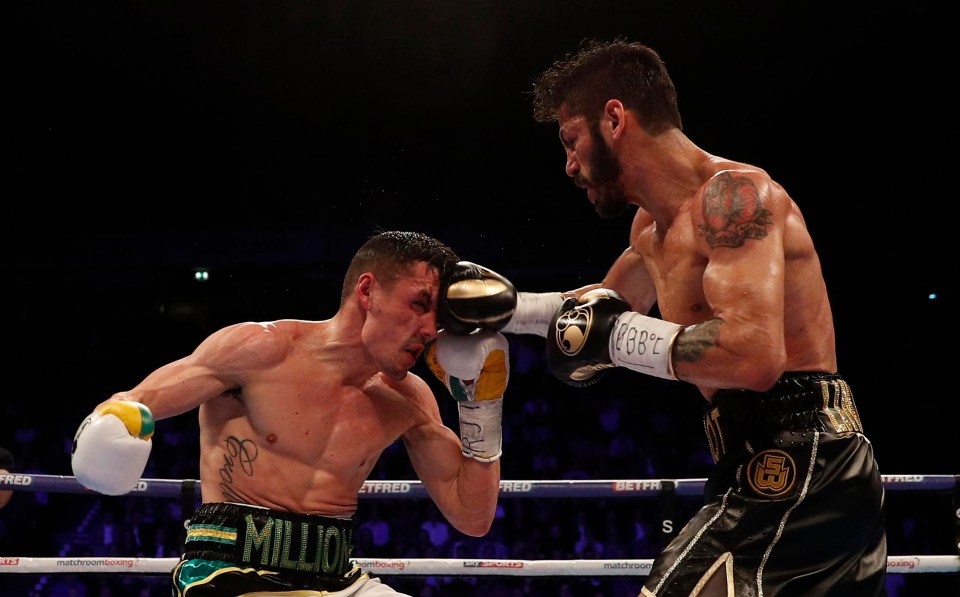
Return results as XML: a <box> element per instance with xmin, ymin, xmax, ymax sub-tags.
<box><xmin>746</xmin><ymin>449</ymin><xmax>796</xmax><ymax>497</ymax></box>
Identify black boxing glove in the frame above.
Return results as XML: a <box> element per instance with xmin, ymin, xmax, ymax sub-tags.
<box><xmin>547</xmin><ymin>288</ymin><xmax>684</xmax><ymax>387</ymax></box>
<box><xmin>440</xmin><ymin>261</ymin><xmax>518</xmax><ymax>335</ymax></box>
<box><xmin>547</xmin><ymin>289</ymin><xmax>628</xmax><ymax>387</ymax></box>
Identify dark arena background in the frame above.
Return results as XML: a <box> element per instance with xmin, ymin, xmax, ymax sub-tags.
<box><xmin>5</xmin><ymin>2</ymin><xmax>958</xmax><ymax>596</ymax></box>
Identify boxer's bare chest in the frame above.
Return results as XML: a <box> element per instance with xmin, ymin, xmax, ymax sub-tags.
<box><xmin>203</xmin><ymin>356</ymin><xmax>417</xmax><ymax>471</ymax></box>
<box><xmin>632</xmin><ymin>217</ymin><xmax>713</xmax><ymax>326</ymax></box>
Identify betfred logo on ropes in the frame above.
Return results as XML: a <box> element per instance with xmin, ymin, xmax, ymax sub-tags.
<box><xmin>0</xmin><ymin>557</ymin><xmax>20</xmax><ymax>566</ymax></box>
<box><xmin>358</xmin><ymin>482</ymin><xmax>413</xmax><ymax>494</ymax></box>
<box><xmin>0</xmin><ymin>474</ymin><xmax>32</xmax><ymax>486</ymax></box>
<box><xmin>499</xmin><ymin>481</ymin><xmax>533</xmax><ymax>493</ymax></box>
<box><xmin>613</xmin><ymin>480</ymin><xmax>662</xmax><ymax>492</ymax></box>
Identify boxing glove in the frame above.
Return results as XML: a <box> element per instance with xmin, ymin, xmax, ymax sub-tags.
<box><xmin>426</xmin><ymin>329</ymin><xmax>509</xmax><ymax>462</ymax></box>
<box><xmin>547</xmin><ymin>288</ymin><xmax>684</xmax><ymax>386</ymax></box>
<box><xmin>547</xmin><ymin>289</ymin><xmax>627</xmax><ymax>386</ymax></box>
<box><xmin>439</xmin><ymin>261</ymin><xmax>517</xmax><ymax>335</ymax></box>
<box><xmin>72</xmin><ymin>400</ymin><xmax>154</xmax><ymax>495</ymax></box>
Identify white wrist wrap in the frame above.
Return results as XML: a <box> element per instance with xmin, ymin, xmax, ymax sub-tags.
<box><xmin>609</xmin><ymin>312</ymin><xmax>683</xmax><ymax>380</ymax></box>
<box><xmin>457</xmin><ymin>400</ymin><xmax>503</xmax><ymax>463</ymax></box>
<box><xmin>500</xmin><ymin>292</ymin><xmax>565</xmax><ymax>337</ymax></box>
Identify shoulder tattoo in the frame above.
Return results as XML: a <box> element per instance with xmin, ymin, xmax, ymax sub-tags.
<box><xmin>698</xmin><ymin>172</ymin><xmax>772</xmax><ymax>248</ymax></box>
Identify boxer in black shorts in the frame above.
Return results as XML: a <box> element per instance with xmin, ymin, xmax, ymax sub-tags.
<box><xmin>644</xmin><ymin>373</ymin><xmax>886</xmax><ymax>596</ymax></box>
<box><xmin>436</xmin><ymin>38</ymin><xmax>889</xmax><ymax>595</ymax></box>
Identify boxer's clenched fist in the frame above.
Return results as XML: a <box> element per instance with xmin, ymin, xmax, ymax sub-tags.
<box><xmin>426</xmin><ymin>329</ymin><xmax>509</xmax><ymax>462</ymax></box>
<box><xmin>72</xmin><ymin>400</ymin><xmax>154</xmax><ymax>495</ymax></box>
<box><xmin>439</xmin><ymin>261</ymin><xmax>517</xmax><ymax>335</ymax></box>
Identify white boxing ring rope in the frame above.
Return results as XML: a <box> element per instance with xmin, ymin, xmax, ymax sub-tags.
<box><xmin>1</xmin><ymin>474</ymin><xmax>957</xmax><ymax>577</ymax></box>
<box><xmin>4</xmin><ymin>555</ymin><xmax>959</xmax><ymax>576</ymax></box>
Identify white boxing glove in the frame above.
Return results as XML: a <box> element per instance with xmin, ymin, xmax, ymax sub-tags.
<box><xmin>426</xmin><ymin>329</ymin><xmax>509</xmax><ymax>462</ymax></box>
<box><xmin>71</xmin><ymin>400</ymin><xmax>155</xmax><ymax>495</ymax></box>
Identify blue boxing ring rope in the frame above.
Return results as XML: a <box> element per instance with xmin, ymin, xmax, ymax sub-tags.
<box><xmin>1</xmin><ymin>474</ymin><xmax>957</xmax><ymax>577</ymax></box>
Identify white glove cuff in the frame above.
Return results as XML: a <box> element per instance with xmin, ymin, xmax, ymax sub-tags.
<box><xmin>609</xmin><ymin>312</ymin><xmax>683</xmax><ymax>380</ymax></box>
<box><xmin>500</xmin><ymin>292</ymin><xmax>564</xmax><ymax>337</ymax></box>
<box><xmin>457</xmin><ymin>400</ymin><xmax>503</xmax><ymax>462</ymax></box>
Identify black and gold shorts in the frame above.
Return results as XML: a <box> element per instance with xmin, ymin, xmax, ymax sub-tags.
<box><xmin>643</xmin><ymin>373</ymin><xmax>887</xmax><ymax>596</ymax></box>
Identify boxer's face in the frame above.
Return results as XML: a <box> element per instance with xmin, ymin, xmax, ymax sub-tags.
<box><xmin>558</xmin><ymin>107</ymin><xmax>629</xmax><ymax>219</ymax></box>
<box><xmin>361</xmin><ymin>262</ymin><xmax>440</xmax><ymax>380</ymax></box>
<box><xmin>585</xmin><ymin>121</ymin><xmax>629</xmax><ymax>218</ymax></box>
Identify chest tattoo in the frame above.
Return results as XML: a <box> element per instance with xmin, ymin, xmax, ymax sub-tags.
<box><xmin>219</xmin><ymin>435</ymin><xmax>259</xmax><ymax>502</ymax></box>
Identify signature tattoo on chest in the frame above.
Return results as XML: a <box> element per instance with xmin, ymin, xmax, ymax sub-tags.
<box><xmin>699</xmin><ymin>172</ymin><xmax>772</xmax><ymax>248</ymax></box>
<box><xmin>218</xmin><ymin>435</ymin><xmax>258</xmax><ymax>502</ymax></box>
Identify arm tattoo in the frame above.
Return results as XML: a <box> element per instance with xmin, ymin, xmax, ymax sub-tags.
<box><xmin>699</xmin><ymin>172</ymin><xmax>772</xmax><ymax>248</ymax></box>
<box><xmin>218</xmin><ymin>435</ymin><xmax>259</xmax><ymax>503</ymax></box>
<box><xmin>674</xmin><ymin>319</ymin><xmax>722</xmax><ymax>363</ymax></box>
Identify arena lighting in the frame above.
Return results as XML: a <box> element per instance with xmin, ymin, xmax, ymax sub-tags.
<box><xmin>193</xmin><ymin>269</ymin><xmax>209</xmax><ymax>282</ymax></box>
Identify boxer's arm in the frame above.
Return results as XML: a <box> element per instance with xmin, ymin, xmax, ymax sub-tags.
<box><xmin>404</xmin><ymin>330</ymin><xmax>509</xmax><ymax>536</ymax></box>
<box><xmin>111</xmin><ymin>322</ymin><xmax>287</xmax><ymax>419</ymax></box>
<box><xmin>0</xmin><ymin>447</ymin><xmax>15</xmax><ymax>509</ymax></box>
<box><xmin>72</xmin><ymin>322</ymin><xmax>289</xmax><ymax>494</ymax></box>
<box><xmin>0</xmin><ymin>480</ymin><xmax>11</xmax><ymax>509</ymax></box>
<box><xmin>547</xmin><ymin>288</ymin><xmax>683</xmax><ymax>386</ymax></box>
<box><xmin>402</xmin><ymin>390</ymin><xmax>501</xmax><ymax>537</ymax></box>
<box><xmin>499</xmin><ymin>291</ymin><xmax>566</xmax><ymax>336</ymax></box>
<box><xmin>673</xmin><ymin>170</ymin><xmax>790</xmax><ymax>389</ymax></box>
<box><xmin>425</xmin><ymin>330</ymin><xmax>509</xmax><ymax>462</ymax></box>
<box><xmin>549</xmin><ymin>172</ymin><xmax>794</xmax><ymax>391</ymax></box>
<box><xmin>601</xmin><ymin>245</ymin><xmax>658</xmax><ymax>316</ymax></box>
<box><xmin>441</xmin><ymin>260</ymin><xmax>611</xmax><ymax>338</ymax></box>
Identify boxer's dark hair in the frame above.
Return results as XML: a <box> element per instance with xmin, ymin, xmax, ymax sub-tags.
<box><xmin>341</xmin><ymin>230</ymin><xmax>460</xmax><ymax>304</ymax></box>
<box><xmin>532</xmin><ymin>37</ymin><xmax>682</xmax><ymax>134</ymax></box>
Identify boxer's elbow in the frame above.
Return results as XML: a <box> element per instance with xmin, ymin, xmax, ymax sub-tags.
<box><xmin>455</xmin><ymin>512</ymin><xmax>495</xmax><ymax>537</ymax></box>
<box><xmin>732</xmin><ymin>348</ymin><xmax>786</xmax><ymax>391</ymax></box>
<box><xmin>447</xmin><ymin>500</ymin><xmax>497</xmax><ymax>537</ymax></box>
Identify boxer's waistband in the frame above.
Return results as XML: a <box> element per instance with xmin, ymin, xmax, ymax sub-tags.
<box><xmin>183</xmin><ymin>502</ymin><xmax>355</xmax><ymax>581</ymax></box>
<box><xmin>704</xmin><ymin>372</ymin><xmax>863</xmax><ymax>462</ymax></box>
